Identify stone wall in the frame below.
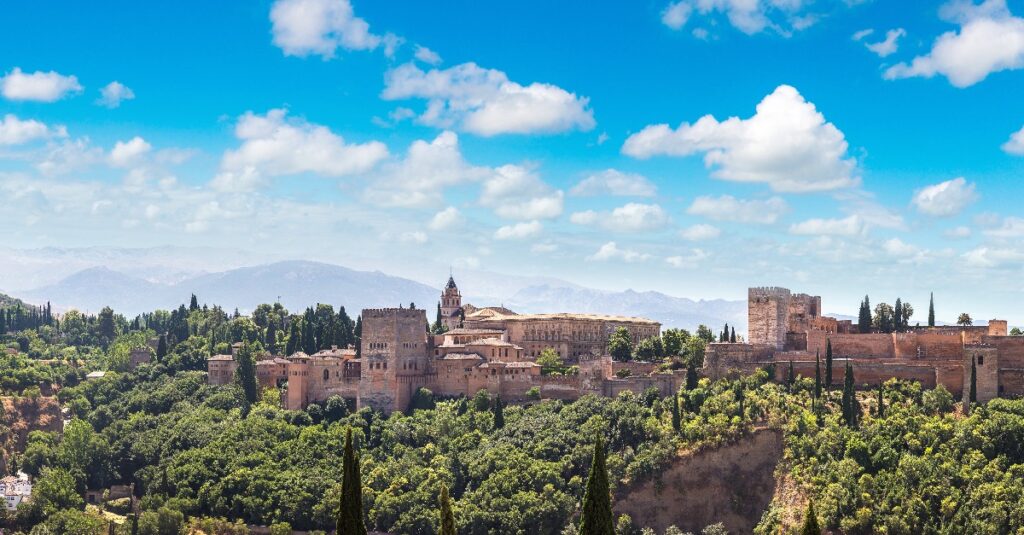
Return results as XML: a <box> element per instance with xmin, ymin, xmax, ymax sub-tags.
<box><xmin>704</xmin><ymin>343</ymin><xmax>775</xmax><ymax>380</ymax></box>
<box><xmin>748</xmin><ymin>287</ymin><xmax>790</xmax><ymax>349</ymax></box>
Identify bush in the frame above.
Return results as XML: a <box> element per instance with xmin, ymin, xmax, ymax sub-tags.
<box><xmin>526</xmin><ymin>387</ymin><xmax>541</xmax><ymax>401</ymax></box>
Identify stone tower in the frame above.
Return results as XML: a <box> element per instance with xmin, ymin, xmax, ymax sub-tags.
<box><xmin>357</xmin><ymin>307</ymin><xmax>430</xmax><ymax>413</ymax></box>
<box><xmin>440</xmin><ymin>275</ymin><xmax>462</xmax><ymax>331</ymax></box>
<box><xmin>748</xmin><ymin>287</ymin><xmax>791</xmax><ymax>350</ymax></box>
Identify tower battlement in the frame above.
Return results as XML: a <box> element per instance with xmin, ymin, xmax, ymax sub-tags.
<box><xmin>749</xmin><ymin>287</ymin><xmax>792</xmax><ymax>300</ymax></box>
<box><xmin>361</xmin><ymin>307</ymin><xmax>426</xmax><ymax>319</ymax></box>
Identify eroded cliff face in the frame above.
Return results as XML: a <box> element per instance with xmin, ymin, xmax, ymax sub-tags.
<box><xmin>1</xmin><ymin>396</ymin><xmax>63</xmax><ymax>471</ymax></box>
<box><xmin>614</xmin><ymin>428</ymin><xmax>783</xmax><ymax>534</ymax></box>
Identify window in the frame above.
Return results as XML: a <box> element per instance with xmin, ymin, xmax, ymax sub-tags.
<box><xmin>323</xmin><ymin>369</ymin><xmax>329</xmax><ymax>381</ymax></box>
<box><xmin>977</xmin><ymin>355</ymin><xmax>984</xmax><ymax>366</ymax></box>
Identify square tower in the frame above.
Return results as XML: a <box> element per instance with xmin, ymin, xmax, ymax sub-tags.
<box><xmin>748</xmin><ymin>287</ymin><xmax>791</xmax><ymax>349</ymax></box>
<box><xmin>358</xmin><ymin>307</ymin><xmax>429</xmax><ymax>412</ymax></box>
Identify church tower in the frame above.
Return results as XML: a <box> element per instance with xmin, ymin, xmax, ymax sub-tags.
<box><xmin>440</xmin><ymin>275</ymin><xmax>462</xmax><ymax>331</ymax></box>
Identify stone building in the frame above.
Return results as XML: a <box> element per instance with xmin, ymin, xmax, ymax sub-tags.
<box><xmin>708</xmin><ymin>286</ymin><xmax>1024</xmax><ymax>402</ymax></box>
<box><xmin>208</xmin><ymin>276</ymin><xmax>671</xmax><ymax>413</ymax></box>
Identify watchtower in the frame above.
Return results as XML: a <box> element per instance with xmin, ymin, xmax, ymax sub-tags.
<box><xmin>440</xmin><ymin>276</ymin><xmax>463</xmax><ymax>331</ymax></box>
<box><xmin>748</xmin><ymin>287</ymin><xmax>791</xmax><ymax>350</ymax></box>
<box><xmin>357</xmin><ymin>307</ymin><xmax>430</xmax><ymax>412</ymax></box>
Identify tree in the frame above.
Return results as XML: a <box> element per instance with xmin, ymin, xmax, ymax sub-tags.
<box><xmin>537</xmin><ymin>348</ymin><xmax>567</xmax><ymax>375</ymax></box>
<box><xmin>130</xmin><ymin>512</ymin><xmax>139</xmax><ymax>535</ymax></box>
<box><xmin>814</xmin><ymin>351</ymin><xmax>821</xmax><ymax>400</ymax></box>
<box><xmin>825</xmin><ymin>340</ymin><xmax>833</xmax><ymax>393</ymax></box>
<box><xmin>633</xmin><ymin>337</ymin><xmax>663</xmax><ymax>362</ymax></box>
<box><xmin>156</xmin><ymin>334</ymin><xmax>167</xmax><ymax>362</ymax></box>
<box><xmin>608</xmin><ymin>328</ymin><xmax>633</xmax><ymax>362</ymax></box>
<box><xmin>579</xmin><ymin>437</ymin><xmax>614</xmax><ymax>535</ymax></box>
<box><xmin>969</xmin><ymin>356</ymin><xmax>977</xmax><ymax>403</ymax></box>
<box><xmin>492</xmin><ymin>396</ymin><xmax>505</xmax><ymax>430</ymax></box>
<box><xmin>928</xmin><ymin>292</ymin><xmax>936</xmax><ymax>327</ymax></box>
<box><xmin>730</xmin><ymin>327</ymin><xmax>736</xmax><ymax>343</ymax></box>
<box><xmin>33</xmin><ymin>467</ymin><xmax>84</xmax><ymax>516</ymax></box>
<box><xmin>662</xmin><ymin>328</ymin><xmax>688</xmax><ymax>356</ymax></box>
<box><xmin>670</xmin><ymin>394</ymin><xmax>681</xmax><ymax>432</ymax></box>
<box><xmin>842</xmin><ymin>362</ymin><xmax>858</xmax><ymax>428</ymax></box>
<box><xmin>800</xmin><ymin>500</ymin><xmax>821</xmax><ymax>535</ymax></box>
<box><xmin>98</xmin><ymin>306</ymin><xmax>117</xmax><ymax>343</ymax></box>
<box><xmin>235</xmin><ymin>341</ymin><xmax>259</xmax><ymax>406</ymax></box>
<box><xmin>958</xmin><ymin>313</ymin><xmax>973</xmax><ymax>327</ymax></box>
<box><xmin>685</xmin><ymin>364</ymin><xmax>698</xmax><ymax>391</ymax></box>
<box><xmin>873</xmin><ymin>302</ymin><xmax>895</xmax><ymax>333</ymax></box>
<box><xmin>439</xmin><ymin>483</ymin><xmax>456</xmax><ymax>535</ymax></box>
<box><xmin>858</xmin><ymin>296</ymin><xmax>872</xmax><ymax>333</ymax></box>
<box><xmin>337</xmin><ymin>428</ymin><xmax>367</xmax><ymax>535</ymax></box>
<box><xmin>189</xmin><ymin>294</ymin><xmax>199</xmax><ymax>311</ymax></box>
<box><xmin>901</xmin><ymin>302</ymin><xmax>914</xmax><ymax>329</ymax></box>
<box><xmin>877</xmin><ymin>384</ymin><xmax>885</xmax><ymax>418</ymax></box>
<box><xmin>787</xmin><ymin>360</ymin><xmax>795</xmax><ymax>391</ymax></box>
<box><xmin>286</xmin><ymin>321</ymin><xmax>301</xmax><ymax>356</ymax></box>
<box><xmin>894</xmin><ymin>298</ymin><xmax>904</xmax><ymax>331</ymax></box>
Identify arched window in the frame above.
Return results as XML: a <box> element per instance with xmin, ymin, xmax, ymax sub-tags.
<box><xmin>323</xmin><ymin>369</ymin><xmax>329</xmax><ymax>381</ymax></box>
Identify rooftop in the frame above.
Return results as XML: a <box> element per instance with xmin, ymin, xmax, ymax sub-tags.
<box><xmin>466</xmin><ymin>309</ymin><xmax>659</xmax><ymax>325</ymax></box>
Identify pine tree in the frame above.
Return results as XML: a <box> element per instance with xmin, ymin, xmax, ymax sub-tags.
<box><xmin>877</xmin><ymin>384</ymin><xmax>885</xmax><ymax>417</ymax></box>
<box><xmin>235</xmin><ymin>342</ymin><xmax>259</xmax><ymax>406</ymax></box>
<box><xmin>825</xmin><ymin>340</ymin><xmax>833</xmax><ymax>393</ymax></box>
<box><xmin>800</xmin><ymin>500</ymin><xmax>821</xmax><ymax>535</ymax></box>
<box><xmin>928</xmin><ymin>292</ymin><xmax>936</xmax><ymax>327</ymax></box>
<box><xmin>337</xmin><ymin>428</ymin><xmax>367</xmax><ymax>535</ymax></box>
<box><xmin>671</xmin><ymin>394</ymin><xmax>681</xmax><ymax>432</ymax></box>
<box><xmin>156</xmin><ymin>334</ymin><xmax>168</xmax><ymax>362</ymax></box>
<box><xmin>814</xmin><ymin>350</ymin><xmax>821</xmax><ymax>400</ymax></box>
<box><xmin>492</xmin><ymin>396</ymin><xmax>505</xmax><ymax>430</ymax></box>
<box><xmin>579</xmin><ymin>437</ymin><xmax>614</xmax><ymax>535</ymax></box>
<box><xmin>969</xmin><ymin>356</ymin><xmax>977</xmax><ymax>403</ymax></box>
<box><xmin>439</xmin><ymin>483</ymin><xmax>456</xmax><ymax>535</ymax></box>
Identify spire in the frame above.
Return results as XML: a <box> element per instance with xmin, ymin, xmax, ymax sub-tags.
<box><xmin>446</xmin><ymin>275</ymin><xmax>458</xmax><ymax>290</ymax></box>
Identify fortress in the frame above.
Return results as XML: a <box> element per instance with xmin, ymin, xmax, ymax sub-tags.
<box><xmin>208</xmin><ymin>276</ymin><xmax>670</xmax><ymax>413</ymax></box>
<box><xmin>706</xmin><ymin>287</ymin><xmax>1023</xmax><ymax>401</ymax></box>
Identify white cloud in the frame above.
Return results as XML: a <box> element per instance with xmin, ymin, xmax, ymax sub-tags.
<box><xmin>1</xmin><ymin>68</ymin><xmax>82</xmax><ymax>102</ymax></box>
<box><xmin>882</xmin><ymin>237</ymin><xmax>920</xmax><ymax>257</ymax></box>
<box><xmin>480</xmin><ymin>165</ymin><xmax>564</xmax><ymax>220</ymax></box>
<box><xmin>382</xmin><ymin>62</ymin><xmax>595</xmax><ymax>136</ymax></box>
<box><xmin>109</xmin><ymin>137</ymin><xmax>153</xmax><ymax>168</ymax></box>
<box><xmin>414</xmin><ymin>45</ymin><xmax>442</xmax><ymax>65</ymax></box>
<box><xmin>494</xmin><ymin>220</ymin><xmax>543</xmax><ymax>240</ymax></box>
<box><xmin>531</xmin><ymin>242</ymin><xmax>558</xmax><ymax>254</ymax></box>
<box><xmin>269</xmin><ymin>0</ymin><xmax>393</xmax><ymax>58</ymax></box>
<box><xmin>210</xmin><ymin>167</ymin><xmax>268</xmax><ymax>193</ymax></box>
<box><xmin>963</xmin><ymin>246</ymin><xmax>1024</xmax><ymax>267</ymax></box>
<box><xmin>364</xmin><ymin>130</ymin><xmax>491</xmax><ymax>208</ymax></box>
<box><xmin>666</xmin><ymin>248</ymin><xmax>709</xmax><ymax>268</ymax></box>
<box><xmin>587</xmin><ymin>241</ymin><xmax>651</xmax><ymax>263</ymax></box>
<box><xmin>97</xmin><ymin>81</ymin><xmax>135</xmax><ymax>108</ymax></box>
<box><xmin>865</xmin><ymin>28</ymin><xmax>906</xmax><ymax>57</ymax></box>
<box><xmin>884</xmin><ymin>0</ymin><xmax>1024</xmax><ymax>87</ymax></box>
<box><xmin>1002</xmin><ymin>125</ymin><xmax>1024</xmax><ymax>155</ymax></box>
<box><xmin>569</xmin><ymin>169</ymin><xmax>657</xmax><ymax>197</ymax></box>
<box><xmin>220</xmin><ymin>109</ymin><xmax>388</xmax><ymax>188</ymax></box>
<box><xmin>984</xmin><ymin>216</ymin><xmax>1024</xmax><ymax>238</ymax></box>
<box><xmin>911</xmin><ymin>177</ymin><xmax>978</xmax><ymax>216</ymax></box>
<box><xmin>662</xmin><ymin>2</ymin><xmax>693</xmax><ymax>30</ymax></box>
<box><xmin>0</xmin><ymin>114</ymin><xmax>64</xmax><ymax>145</ymax></box>
<box><xmin>400</xmin><ymin>231</ymin><xmax>428</xmax><ymax>244</ymax></box>
<box><xmin>570</xmin><ymin>203</ymin><xmax>670</xmax><ymax>232</ymax></box>
<box><xmin>679</xmin><ymin>223</ymin><xmax>721</xmax><ymax>241</ymax></box>
<box><xmin>945</xmin><ymin>226</ymin><xmax>972</xmax><ymax>239</ymax></box>
<box><xmin>789</xmin><ymin>215</ymin><xmax>864</xmax><ymax>236</ymax></box>
<box><xmin>36</xmin><ymin>138</ymin><xmax>104</xmax><ymax>175</ymax></box>
<box><xmin>623</xmin><ymin>85</ymin><xmax>858</xmax><ymax>192</ymax></box>
<box><xmin>852</xmin><ymin>28</ymin><xmax>874</xmax><ymax>41</ymax></box>
<box><xmin>429</xmin><ymin>206</ymin><xmax>463</xmax><ymax>231</ymax></box>
<box><xmin>687</xmin><ymin>195</ymin><xmax>787</xmax><ymax>224</ymax></box>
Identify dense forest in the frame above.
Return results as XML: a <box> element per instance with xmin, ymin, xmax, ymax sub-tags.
<box><xmin>3</xmin><ymin>295</ymin><xmax>1024</xmax><ymax>534</ymax></box>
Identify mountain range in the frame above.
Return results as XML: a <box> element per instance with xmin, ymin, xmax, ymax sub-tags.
<box><xmin>7</xmin><ymin>259</ymin><xmax>746</xmax><ymax>332</ymax></box>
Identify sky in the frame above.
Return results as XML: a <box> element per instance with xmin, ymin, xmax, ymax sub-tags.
<box><xmin>2</xmin><ymin>0</ymin><xmax>1024</xmax><ymax>321</ymax></box>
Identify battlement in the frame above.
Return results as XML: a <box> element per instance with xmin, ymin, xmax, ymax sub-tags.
<box><xmin>361</xmin><ymin>308</ymin><xmax>426</xmax><ymax>319</ymax></box>
<box><xmin>749</xmin><ymin>287</ymin><xmax>791</xmax><ymax>300</ymax></box>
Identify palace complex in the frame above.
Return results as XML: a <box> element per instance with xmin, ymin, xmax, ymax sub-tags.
<box><xmin>705</xmin><ymin>287</ymin><xmax>1024</xmax><ymax>402</ymax></box>
<box><xmin>208</xmin><ymin>276</ymin><xmax>670</xmax><ymax>413</ymax></box>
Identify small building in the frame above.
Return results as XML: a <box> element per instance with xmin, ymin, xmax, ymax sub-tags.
<box><xmin>85</xmin><ymin>371</ymin><xmax>106</xmax><ymax>381</ymax></box>
<box><xmin>1</xmin><ymin>473</ymin><xmax>32</xmax><ymax>511</ymax></box>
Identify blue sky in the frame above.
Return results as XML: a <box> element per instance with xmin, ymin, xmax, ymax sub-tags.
<box><xmin>2</xmin><ymin>0</ymin><xmax>1024</xmax><ymax>321</ymax></box>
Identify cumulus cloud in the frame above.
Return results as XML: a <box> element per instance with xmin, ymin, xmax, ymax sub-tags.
<box><xmin>1</xmin><ymin>68</ymin><xmax>82</xmax><ymax>102</ymax></box>
<box><xmin>382</xmin><ymin>62</ymin><xmax>595</xmax><ymax>136</ymax></box>
<box><xmin>666</xmin><ymin>248</ymin><xmax>709</xmax><ymax>268</ymax></box>
<box><xmin>623</xmin><ymin>85</ymin><xmax>858</xmax><ymax>192</ymax></box>
<box><xmin>679</xmin><ymin>223</ymin><xmax>721</xmax><ymax>241</ymax></box>
<box><xmin>587</xmin><ymin>242</ymin><xmax>650</xmax><ymax>263</ymax></box>
<box><xmin>569</xmin><ymin>169</ymin><xmax>657</xmax><ymax>197</ymax></box>
<box><xmin>494</xmin><ymin>220</ymin><xmax>543</xmax><ymax>240</ymax></box>
<box><xmin>911</xmin><ymin>177</ymin><xmax>978</xmax><ymax>216</ymax></box>
<box><xmin>687</xmin><ymin>195</ymin><xmax>787</xmax><ymax>224</ymax></box>
<box><xmin>884</xmin><ymin>0</ymin><xmax>1024</xmax><ymax>87</ymax></box>
<box><xmin>217</xmin><ymin>109</ymin><xmax>388</xmax><ymax>191</ymax></box>
<box><xmin>0</xmin><ymin>114</ymin><xmax>65</xmax><ymax>145</ymax></box>
<box><xmin>429</xmin><ymin>206</ymin><xmax>463</xmax><ymax>231</ymax></box>
<box><xmin>852</xmin><ymin>28</ymin><xmax>874</xmax><ymax>41</ymax></box>
<box><xmin>984</xmin><ymin>216</ymin><xmax>1024</xmax><ymax>238</ymax></box>
<box><xmin>570</xmin><ymin>203</ymin><xmax>669</xmax><ymax>232</ymax></box>
<box><xmin>36</xmin><ymin>138</ymin><xmax>104</xmax><ymax>175</ymax></box>
<box><xmin>864</xmin><ymin>28</ymin><xmax>906</xmax><ymax>57</ymax></box>
<box><xmin>1002</xmin><ymin>125</ymin><xmax>1024</xmax><ymax>155</ymax></box>
<box><xmin>658</xmin><ymin>0</ymin><xmax>839</xmax><ymax>36</ymax></box>
<box><xmin>269</xmin><ymin>0</ymin><xmax>394</xmax><ymax>58</ymax></box>
<box><xmin>96</xmin><ymin>81</ymin><xmax>135</xmax><ymax>108</ymax></box>
<box><xmin>108</xmin><ymin>137</ymin><xmax>153</xmax><ymax>168</ymax></box>
<box><xmin>789</xmin><ymin>215</ymin><xmax>864</xmax><ymax>236</ymax></box>
<box><xmin>480</xmin><ymin>165</ymin><xmax>564</xmax><ymax>220</ymax></box>
<box><xmin>945</xmin><ymin>226</ymin><xmax>972</xmax><ymax>239</ymax></box>
<box><xmin>962</xmin><ymin>246</ymin><xmax>1024</xmax><ymax>267</ymax></box>
<box><xmin>414</xmin><ymin>45</ymin><xmax>442</xmax><ymax>65</ymax></box>
<box><xmin>364</xmin><ymin>131</ymin><xmax>492</xmax><ymax>208</ymax></box>
<box><xmin>661</xmin><ymin>2</ymin><xmax>693</xmax><ymax>30</ymax></box>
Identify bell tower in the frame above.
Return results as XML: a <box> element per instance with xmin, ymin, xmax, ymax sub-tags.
<box><xmin>440</xmin><ymin>275</ymin><xmax>462</xmax><ymax>331</ymax></box>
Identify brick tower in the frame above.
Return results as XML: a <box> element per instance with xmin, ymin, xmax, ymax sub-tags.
<box><xmin>357</xmin><ymin>307</ymin><xmax>430</xmax><ymax>413</ymax></box>
<box><xmin>440</xmin><ymin>275</ymin><xmax>463</xmax><ymax>331</ymax></box>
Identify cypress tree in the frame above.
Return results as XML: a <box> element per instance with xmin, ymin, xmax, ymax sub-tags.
<box><xmin>825</xmin><ymin>340</ymin><xmax>833</xmax><ymax>393</ymax></box>
<box><xmin>685</xmin><ymin>364</ymin><xmax>698</xmax><ymax>391</ymax></box>
<box><xmin>877</xmin><ymin>384</ymin><xmax>885</xmax><ymax>417</ymax></box>
<box><xmin>235</xmin><ymin>342</ymin><xmax>259</xmax><ymax>406</ymax></box>
<box><xmin>842</xmin><ymin>362</ymin><xmax>858</xmax><ymax>428</ymax></box>
<box><xmin>190</xmin><ymin>294</ymin><xmax>199</xmax><ymax>311</ymax></box>
<box><xmin>928</xmin><ymin>292</ymin><xmax>936</xmax><ymax>327</ymax></box>
<box><xmin>265</xmin><ymin>320</ymin><xmax>277</xmax><ymax>353</ymax></box>
<box><xmin>156</xmin><ymin>334</ymin><xmax>167</xmax><ymax>362</ymax></box>
<box><xmin>492</xmin><ymin>396</ymin><xmax>505</xmax><ymax>430</ymax></box>
<box><xmin>439</xmin><ymin>483</ymin><xmax>456</xmax><ymax>535</ymax></box>
<box><xmin>337</xmin><ymin>428</ymin><xmax>367</xmax><ymax>535</ymax></box>
<box><xmin>354</xmin><ymin>316</ymin><xmax>362</xmax><ymax>357</ymax></box>
<box><xmin>858</xmin><ymin>296</ymin><xmax>872</xmax><ymax>333</ymax></box>
<box><xmin>800</xmin><ymin>500</ymin><xmax>821</xmax><ymax>535</ymax></box>
<box><xmin>130</xmin><ymin>513</ymin><xmax>139</xmax><ymax>535</ymax></box>
<box><xmin>730</xmin><ymin>327</ymin><xmax>736</xmax><ymax>343</ymax></box>
<box><xmin>579</xmin><ymin>437</ymin><xmax>614</xmax><ymax>535</ymax></box>
<box><xmin>969</xmin><ymin>356</ymin><xmax>977</xmax><ymax>403</ymax></box>
<box><xmin>814</xmin><ymin>350</ymin><xmax>821</xmax><ymax>400</ymax></box>
<box><xmin>286</xmin><ymin>321</ymin><xmax>301</xmax><ymax>355</ymax></box>
<box><xmin>894</xmin><ymin>298</ymin><xmax>903</xmax><ymax>332</ymax></box>
<box><xmin>671</xmin><ymin>394</ymin><xmax>681</xmax><ymax>432</ymax></box>
<box><xmin>787</xmin><ymin>360</ymin><xmax>795</xmax><ymax>391</ymax></box>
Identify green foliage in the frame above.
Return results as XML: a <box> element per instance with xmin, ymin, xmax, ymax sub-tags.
<box><xmin>661</xmin><ymin>328</ymin><xmax>689</xmax><ymax>357</ymax></box>
<box><xmin>969</xmin><ymin>356</ymin><xmax>977</xmax><ymax>403</ymax></box>
<box><xmin>579</xmin><ymin>437</ymin><xmax>614</xmax><ymax>535</ymax></box>
<box><xmin>608</xmin><ymin>328</ymin><xmax>633</xmax><ymax>362</ymax></box>
<box><xmin>439</xmin><ymin>484</ymin><xmax>456</xmax><ymax>535</ymax></box>
<box><xmin>633</xmin><ymin>337</ymin><xmax>664</xmax><ymax>362</ymax></box>
<box><xmin>858</xmin><ymin>296</ymin><xmax>872</xmax><ymax>334</ymax></box>
<box><xmin>235</xmin><ymin>341</ymin><xmax>259</xmax><ymax>406</ymax></box>
<box><xmin>338</xmin><ymin>427</ymin><xmax>367</xmax><ymax>535</ymax></box>
<box><xmin>928</xmin><ymin>292</ymin><xmax>936</xmax><ymax>327</ymax></box>
<box><xmin>409</xmin><ymin>388</ymin><xmax>436</xmax><ymax>412</ymax></box>
<box><xmin>493</xmin><ymin>396</ymin><xmax>505</xmax><ymax>430</ymax></box>
<box><xmin>800</xmin><ymin>500</ymin><xmax>820</xmax><ymax>535</ymax></box>
<box><xmin>538</xmin><ymin>348</ymin><xmax>568</xmax><ymax>375</ymax></box>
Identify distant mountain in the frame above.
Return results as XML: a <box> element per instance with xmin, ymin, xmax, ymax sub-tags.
<box><xmin>19</xmin><ymin>261</ymin><xmax>440</xmax><ymax>316</ymax></box>
<box><xmin>502</xmin><ymin>284</ymin><xmax>747</xmax><ymax>332</ymax></box>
